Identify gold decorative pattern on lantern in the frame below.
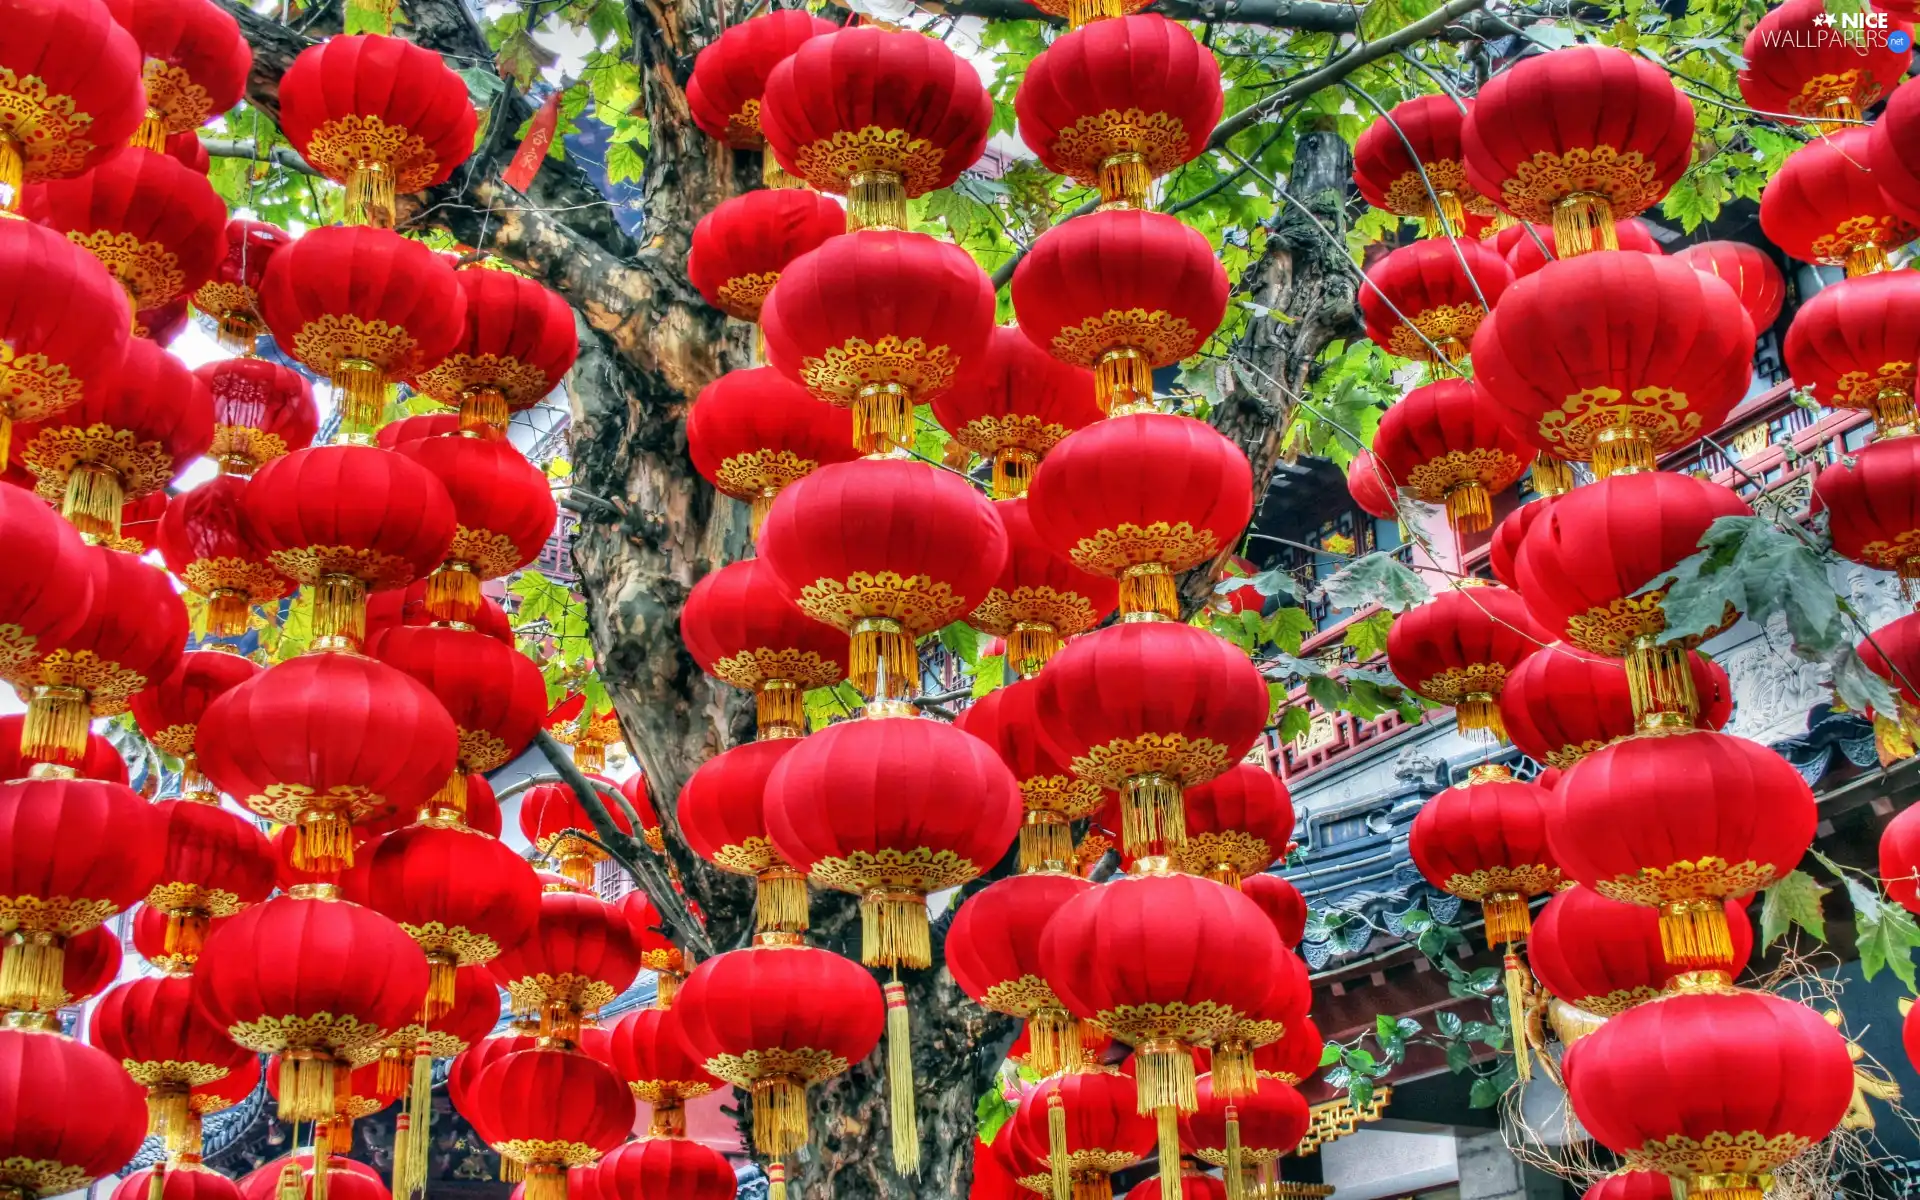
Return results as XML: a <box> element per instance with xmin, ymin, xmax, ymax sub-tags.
<box><xmin>67</xmin><ymin>230</ymin><xmax>183</xmax><ymax>310</ymax></box>
<box><xmin>712</xmin><ymin>836</ymin><xmax>780</xmax><ymax>876</ymax></box>
<box><xmin>1809</xmin><ymin>214</ymin><xmax>1908</xmax><ymax>265</ymax></box>
<box><xmin>1072</xmin><ymin>733</ymin><xmax>1232</xmax><ymax>791</ymax></box>
<box><xmin>269</xmin><ymin>544</ymin><xmax>418</xmax><ymax>589</ymax></box>
<box><xmin>0</xmin><ymin>894</ymin><xmax>118</xmax><ymax>934</ymax></box>
<box><xmin>713</xmin><ymin>271</ymin><xmax>782</xmax><ymax>321</ymax></box>
<box><xmin>1170</xmin><ymin>830</ymin><xmax>1279</xmax><ymax>881</ymax></box>
<box><xmin>710</xmin><ymin>646</ymin><xmax>844</xmax><ymax>694</ymax></box>
<box><xmin>1405</xmin><ymin>449</ymin><xmax>1527</xmax><ymax>506</ymax></box>
<box><xmin>970</xmin><ymin>584</ymin><xmax>1100</xmax><ymax>639</ymax></box>
<box><xmin>0</xmin><ymin>67</ymin><xmax>100</xmax><ymax>179</ymax></box>
<box><xmin>18</xmin><ymin>648</ymin><xmax>149</xmax><ymax>716</ymax></box>
<box><xmin>794</xmin><ymin>571</ymin><xmax>963</xmax><ymax>637</ymax></box>
<box><xmin>415</xmin><ymin>352</ymin><xmax>553</xmax><ymax>408</ymax></box>
<box><xmin>1565</xmin><ymin>594</ymin><xmax>1739</xmax><ymax>658</ymax></box>
<box><xmin>0</xmin><ymin>625</ymin><xmax>35</xmax><ymax>679</ymax></box>
<box><xmin>1066</xmin><ymin>520</ymin><xmax>1219</xmax><ymax>577</ymax></box>
<box><xmin>702</xmin><ymin>1046</ymin><xmax>850</xmax><ymax>1089</ymax></box>
<box><xmin>1019</xmin><ymin>774</ymin><xmax>1108</xmax><ymax>820</ymax></box>
<box><xmin>398</xmin><ymin>920</ymin><xmax>501</xmax><ymax>966</ymax></box>
<box><xmin>21</xmin><ymin>423</ymin><xmax>175</xmax><ymax>503</ymax></box>
<box><xmin>289</xmin><ymin>314</ymin><xmax>421</xmax><ymax>376</ymax></box>
<box><xmin>713</xmin><ymin>450</ymin><xmax>819</xmax><ymax>502</ymax></box>
<box><xmin>1496</xmin><ymin>146</ymin><xmax>1661</xmax><ymax>223</ymax></box>
<box><xmin>796</xmin><ymin>335</ymin><xmax>957</xmax><ymax>404</ymax></box>
<box><xmin>1415</xmin><ymin>663</ymin><xmax>1509</xmax><ymax>707</ymax></box>
<box><xmin>1049</xmin><ymin>308</ymin><xmax>1199</xmax><ymax>368</ymax></box>
<box><xmin>0</xmin><ymin>1159</ymin><xmax>94</xmax><ymax>1197</ymax></box>
<box><xmin>224</xmin><ymin>1011</ymin><xmax>388</xmax><ymax>1054</ymax></box>
<box><xmin>457</xmin><ymin>728</ymin><xmax>513</xmax><ymax>774</ymax></box>
<box><xmin>981</xmin><ymin>974</ymin><xmax>1067</xmax><ymax>1019</ymax></box>
<box><xmin>1565</xmin><ymin>985</ymin><xmax>1662</xmax><ymax>1018</ymax></box>
<box><xmin>141</xmin><ymin>61</ymin><xmax>214</xmax><ymax>132</ymax></box>
<box><xmin>1536</xmin><ymin>387</ymin><xmax>1703</xmax><ymax>461</ymax></box>
<box><xmin>182</xmin><ymin>557</ymin><xmax>289</xmax><ymax>607</ymax></box>
<box><xmin>1542</xmin><ymin>738</ymin><xmax>1613</xmax><ymax>770</ymax></box>
<box><xmin>1594</xmin><ymin>856</ymin><xmax>1777</xmax><ymax>906</ymax></box>
<box><xmin>1626</xmin><ymin>1130</ymin><xmax>1814</xmax><ymax>1178</ymax></box>
<box><xmin>0</xmin><ymin>343</ymin><xmax>83</xmax><ymax>424</ymax></box>
<box><xmin>723</xmin><ymin>99</ymin><xmax>764</xmax><ymax>149</ymax></box>
<box><xmin>122</xmin><ymin>1058</ymin><xmax>231</xmax><ymax>1088</ymax></box>
<box><xmin>1858</xmin><ymin>529</ymin><xmax>1920</xmax><ymax>577</ymax></box>
<box><xmin>955</xmin><ymin>413</ymin><xmax>1076</xmax><ymax>460</ymax></box>
<box><xmin>808</xmin><ymin>847</ymin><xmax>980</xmax><ymax>896</ymax></box>
<box><xmin>630</xmin><ymin>1075</ymin><xmax>715</xmax><ymax>1104</ymax></box>
<box><xmin>1095</xmin><ymin>998</ymin><xmax>1244</xmax><ymax>1045</ymax></box>
<box><xmin>146</xmin><ymin>882</ymin><xmax>246</xmax><ymax>919</ymax></box>
<box><xmin>492</xmin><ymin>1140</ymin><xmax>605</xmax><ymax>1169</ymax></box>
<box><xmin>1790</xmin><ymin>70</ymin><xmax>1880</xmax><ymax>119</ymax></box>
<box><xmin>1385</xmin><ymin>303</ymin><xmax>1485</xmax><ymax>363</ymax></box>
<box><xmin>1016</xmin><ymin>1147</ymin><xmax>1142</xmax><ymax>1193</ymax></box>
<box><xmin>502</xmin><ymin>973</ymin><xmax>619</xmax><ymax>1018</ymax></box>
<box><xmin>240</xmin><ymin>782</ymin><xmax>384</xmax><ymax>827</ymax></box>
<box><xmin>302</xmin><ymin>115</ymin><xmax>440</xmax><ymax>193</ymax></box>
<box><xmin>1826</xmin><ymin>361</ymin><xmax>1917</xmax><ymax>410</ymax></box>
<box><xmin>1381</xmin><ymin>161</ymin><xmax>1496</xmax><ymax>221</ymax></box>
<box><xmin>1442</xmin><ymin>864</ymin><xmax>1562</xmax><ymax>903</ymax></box>
<box><xmin>446</xmin><ymin>526</ymin><xmax>526</xmax><ymax>580</ymax></box>
<box><xmin>1048</xmin><ymin>108</ymin><xmax>1191</xmax><ymax>182</ymax></box>
<box><xmin>193</xmin><ymin>281</ymin><xmax>258</xmax><ymax>324</ymax></box>
<box><xmin>145</xmin><ymin>722</ymin><xmax>198</xmax><ymax>759</ymax></box>
<box><xmin>791</xmin><ymin>126</ymin><xmax>947</xmax><ymax>195</ymax></box>
<box><xmin>207</xmin><ymin>426</ymin><xmax>291</xmax><ymax>472</ymax></box>
<box><xmin>1197</xmin><ymin>1145</ymin><xmax>1286</xmax><ymax>1169</ymax></box>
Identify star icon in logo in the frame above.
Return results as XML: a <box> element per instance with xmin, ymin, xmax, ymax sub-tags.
<box><xmin>1812</xmin><ymin>10</ymin><xmax>1835</xmax><ymax>25</ymax></box>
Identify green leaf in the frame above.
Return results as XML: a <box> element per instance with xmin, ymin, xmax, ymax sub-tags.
<box><xmin>1247</xmin><ymin>567</ymin><xmax>1301</xmax><ymax>601</ymax></box>
<box><xmin>1435</xmin><ymin>1010</ymin><xmax>1463</xmax><ymax>1038</ymax></box>
<box><xmin>1467</xmin><ymin>1075</ymin><xmax>1503</xmax><ymax>1108</ymax></box>
<box><xmin>1277</xmin><ymin>704</ymin><xmax>1313</xmax><ymax>744</ymax></box>
<box><xmin>1343</xmin><ymin>1048</ymin><xmax>1376</xmax><ymax>1072</ymax></box>
<box><xmin>971</xmin><ymin>654</ymin><xmax>1006</xmax><ymax>699</ymax></box>
<box><xmin>495</xmin><ymin>28</ymin><xmax>559</xmax><ymax>90</ymax></box>
<box><xmin>1375</xmin><ymin>1013</ymin><xmax>1401</xmax><ymax>1045</ymax></box>
<box><xmin>1850</xmin><ymin>875</ymin><xmax>1920</xmax><ymax>989</ymax></box>
<box><xmin>1661</xmin><ymin>173</ymin><xmax>1720</xmax><ymax>232</ymax></box>
<box><xmin>1318</xmin><ymin>1043</ymin><xmax>1343</xmax><ymax>1067</ymax></box>
<box><xmin>976</xmin><ymin>1087</ymin><xmax>1017</xmax><ymax>1144</ymax></box>
<box><xmin>1760</xmin><ymin>869</ymin><xmax>1830</xmax><ymax>948</ymax></box>
<box><xmin>937</xmin><ymin>621</ymin><xmax>980</xmax><ymax>666</ymax></box>
<box><xmin>1652</xmin><ymin>517</ymin><xmax>1845</xmax><ymax>656</ymax></box>
<box><xmin>1445</xmin><ymin>1039</ymin><xmax>1474</xmax><ymax>1074</ymax></box>
<box><xmin>1266</xmin><ymin>681</ymin><xmax>1288</xmax><ymax>724</ymax></box>
<box><xmin>1342</xmin><ymin>609</ymin><xmax>1395</xmax><ymax>661</ymax></box>
<box><xmin>605</xmin><ymin>140</ymin><xmax>645</xmax><ymax>185</ymax></box>
<box><xmin>343</xmin><ymin>0</ymin><xmax>391</xmax><ymax>35</ymax></box>
<box><xmin>1264</xmin><ymin>607</ymin><xmax>1318</xmax><ymax>656</ymax></box>
<box><xmin>1317</xmin><ymin>553</ymin><xmax>1431</xmax><ymax>614</ymax></box>
<box><xmin>1304</xmin><ymin>674</ymin><xmax>1348</xmax><ymax>715</ymax></box>
<box><xmin>1830</xmin><ymin>644</ymin><xmax>1903</xmax><ymax>720</ymax></box>
<box><xmin>1349</xmin><ymin>1076</ymin><xmax>1375</xmax><ymax>1109</ymax></box>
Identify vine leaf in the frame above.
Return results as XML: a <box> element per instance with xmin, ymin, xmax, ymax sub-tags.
<box><xmin>1830</xmin><ymin>863</ymin><xmax>1920</xmax><ymax>989</ymax></box>
<box><xmin>1316</xmin><ymin>552</ymin><xmax>1430</xmax><ymax>613</ymax></box>
<box><xmin>1760</xmin><ymin>868</ymin><xmax>1830</xmax><ymax>948</ymax></box>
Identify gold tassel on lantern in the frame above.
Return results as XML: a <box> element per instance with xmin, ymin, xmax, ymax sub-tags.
<box><xmin>312</xmin><ymin>1122</ymin><xmax>334</xmax><ymax>1200</ymax></box>
<box><xmin>864</xmin><ymin>888</ymin><xmax>932</xmax><ymax>970</ymax></box>
<box><xmin>845</xmin><ymin>170</ymin><xmax>908</xmax><ymax>232</ymax></box>
<box><xmin>1118</xmin><ymin>564</ymin><xmax>1179</xmax><ymax>622</ymax></box>
<box><xmin>523</xmin><ymin>1164</ymin><xmax>568</xmax><ymax>1200</ymax></box>
<box><xmin>1590</xmin><ymin>425</ymin><xmax>1656</xmax><ymax>479</ymax></box>
<box><xmin>1424</xmin><ymin>190</ymin><xmax>1468</xmax><ymax>239</ymax></box>
<box><xmin>1094</xmin><ymin>349</ymin><xmax>1153</xmax><ymax>415</ymax></box>
<box><xmin>1454</xmin><ymin>693</ymin><xmax>1506</xmax><ymax>743</ymax></box>
<box><xmin>756</xmin><ymin>862</ymin><xmax>810</xmax><ymax>934</ymax></box>
<box><xmin>1047</xmin><ymin>1089</ymin><xmax>1071</xmax><ymax>1200</ymax></box>
<box><xmin>1659</xmin><ymin>899</ymin><xmax>1735</xmax><ymax>971</ymax></box>
<box><xmin>397</xmin><ymin>1037</ymin><xmax>434</xmax><ymax>1200</ymax></box>
<box><xmin>424</xmin><ymin>563</ymin><xmax>481</xmax><ymax>625</ymax></box>
<box><xmin>1692</xmin><ymin>1174</ymin><xmax>1766</xmax><ymax>1200</ymax></box>
<box><xmin>1502</xmin><ymin>952</ymin><xmax>1532</xmax><ymax>1084</ymax></box>
<box><xmin>215</xmin><ymin>312</ymin><xmax>264</xmax><ymax>354</ymax></box>
<box><xmin>459</xmin><ymin>386</ymin><xmax>510</xmax><ymax>438</ymax></box>
<box><xmin>278</xmin><ymin>1050</ymin><xmax>339</xmax><ymax>1124</ymax></box>
<box><xmin>0</xmin><ymin>930</ymin><xmax>65</xmax><ymax>1012</ymax></box>
<box><xmin>1095</xmin><ymin>153</ymin><xmax>1152</xmax><ymax>210</ymax></box>
<box><xmin>1064</xmin><ymin>0</ymin><xmax>1123</xmax><ymax>24</ymax></box>
<box><xmin>755</xmin><ymin>680</ymin><xmax>806</xmax><ymax>741</ymax></box>
<box><xmin>22</xmin><ymin>684</ymin><xmax>89</xmax><ymax>764</ymax></box>
<box><xmin>62</xmin><ymin>461</ymin><xmax>126</xmax><ymax>541</ymax></box>
<box><xmin>426</xmin><ymin>773</ymin><xmax>469</xmax><ymax>824</ymax></box>
<box><xmin>134</xmin><ymin>108</ymin><xmax>168</xmax><ymax>152</ymax></box>
<box><xmin>293</xmin><ymin>807</ymin><xmax>357</xmax><ymax>874</ymax></box>
<box><xmin>1210</xmin><ymin>1041</ymin><xmax>1258</xmax><ymax>1100</ymax></box>
<box><xmin>1625</xmin><ymin>634</ymin><xmax>1700</xmax><ymax>728</ymax></box>
<box><xmin>1008</xmin><ymin>621</ymin><xmax>1063</xmax><ymax>678</ymax></box>
<box><xmin>1020</xmin><ymin>811</ymin><xmax>1076</xmax><ymax>874</ymax></box>
<box><xmin>146</xmin><ymin>1083</ymin><xmax>192</xmax><ymax>1143</ymax></box>
<box><xmin>146</xmin><ymin>1161</ymin><xmax>168</xmax><ymax>1200</ymax></box>
<box><xmin>994</xmin><ymin>449</ymin><xmax>1041</xmax><ymax>501</ymax></box>
<box><xmin>1154</xmin><ymin>1108</ymin><xmax>1183</xmax><ymax>1200</ymax></box>
<box><xmin>648</xmin><ymin>1099</ymin><xmax>688</xmax><ymax>1139</ymax></box>
<box><xmin>0</xmin><ymin>135</ymin><xmax>24</xmax><ymax>214</ymax></box>
<box><xmin>883</xmin><ymin>980</ymin><xmax>921</xmax><ymax>1177</ymax></box>
<box><xmin>1137</xmin><ymin>1038</ymin><xmax>1197</xmax><ymax>1200</ymax></box>
<box><xmin>850</xmin><ymin>617</ymin><xmax>917</xmax><ymax>708</ymax></box>
<box><xmin>1870</xmin><ymin>384</ymin><xmax>1919</xmax><ymax>438</ymax></box>
<box><xmin>1443</xmin><ymin>480</ymin><xmax>1494</xmax><ymax>537</ymax></box>
<box><xmin>1026</xmin><ymin>1008</ymin><xmax>1083</xmax><ymax>1078</ymax></box>
<box><xmin>763</xmin><ymin>149</ymin><xmax>806</xmax><ymax>189</ymax></box>
<box><xmin>573</xmin><ymin>739</ymin><xmax>607</xmax><ymax>774</ymax></box>
<box><xmin>331</xmin><ymin>358</ymin><xmax>392</xmax><ymax>441</ymax></box>
<box><xmin>750</xmin><ymin>1077</ymin><xmax>811</xmax><ymax>1159</ymax></box>
<box><xmin>1118</xmin><ymin>773</ymin><xmax>1186</xmax><ymax>862</ymax></box>
<box><xmin>276</xmin><ymin>1161</ymin><xmax>304</xmax><ymax>1200</ymax></box>
<box><xmin>206</xmin><ymin>590</ymin><xmax>255</xmax><ymax>638</ymax></box>
<box><xmin>852</xmin><ymin>382</ymin><xmax>913</xmax><ymax>457</ymax></box>
<box><xmin>344</xmin><ymin>163</ymin><xmax>398</xmax><ymax>229</ymax></box>
<box><xmin>1549</xmin><ymin>193</ymin><xmax>1619</xmax><ymax>257</ymax></box>
<box><xmin>1845</xmin><ymin>243</ymin><xmax>1890</xmax><ymax>278</ymax></box>
<box><xmin>1481</xmin><ymin>893</ymin><xmax>1531</xmax><ymax>949</ymax></box>
<box><xmin>1224</xmin><ymin>1106</ymin><xmax>1247</xmax><ymax>1200</ymax></box>
<box><xmin>766</xmin><ymin>1162</ymin><xmax>788</xmax><ymax>1200</ymax></box>
<box><xmin>311</xmin><ymin>573</ymin><xmax>371</xmax><ymax>651</ymax></box>
<box><xmin>1529</xmin><ymin>453</ymin><xmax>1573</xmax><ymax>497</ymax></box>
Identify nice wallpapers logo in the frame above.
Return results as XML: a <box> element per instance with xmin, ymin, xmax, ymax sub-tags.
<box><xmin>1758</xmin><ymin>7</ymin><xmax>1913</xmax><ymax>53</ymax></box>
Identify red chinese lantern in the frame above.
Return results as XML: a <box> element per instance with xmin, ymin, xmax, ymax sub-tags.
<box><xmin>761</xmin><ymin>230</ymin><xmax>995</xmax><ymax>455</ymax></box>
<box><xmin>685</xmin><ymin>8</ymin><xmax>836</xmax><ymax>180</ymax></box>
<box><xmin>257</xmin><ymin>226</ymin><xmax>466</xmax><ymax>438</ymax></box>
<box><xmin>1209</xmin><ymin>941</ymin><xmax>1309</xmax><ymax>1099</ymax></box>
<box><xmin>1386</xmin><ymin>584</ymin><xmax>1548</xmax><ymax>741</ymax></box>
<box><xmin>266</xmin><ymin>1060</ymin><xmax>400</xmax><ymax>1183</ymax></box>
<box><xmin>102</xmin><ymin>0</ymin><xmax>250</xmax><ymax>150</ymax></box>
<box><xmin>1041</xmin><ymin>873</ymin><xmax>1283</xmax><ymax>1196</ymax></box>
<box><xmin>155</xmin><ymin>475</ymin><xmax>290</xmax><ymax>637</ymax></box>
<box><xmin>1179</xmin><ymin>1074</ymin><xmax>1309</xmax><ymax>1191</ymax></box>
<box><xmin>971</xmin><ymin>496</ymin><xmax>1119</xmax><ymax>675</ymax></box>
<box><xmin>1359</xmin><ymin>237</ymin><xmax>1512</xmax><ymax>366</ymax></box>
<box><xmin>0</xmin><ymin>1026</ymin><xmax>148</xmax><ymax>1199</ymax></box>
<box><xmin>21</xmin><ymin>146</ymin><xmax>227</xmax><ymax>316</ymax></box>
<box><xmin>616</xmin><ymin>890</ymin><xmax>686</xmax><ymax>1005</ymax></box>
<box><xmin>517</xmin><ymin>777</ymin><xmax>633</xmax><ymax>889</ymax></box>
<box><xmin>605</xmin><ymin>1006</ymin><xmax>719</xmax><ymax>1138</ymax></box>
<box><xmin>0</xmin><ymin>714</ymin><xmax>124</xmax><ymax>784</ymax></box>
<box><xmin>14</xmin><ymin>546</ymin><xmax>186</xmax><ymax>765</ymax></box>
<box><xmin>1472</xmin><ymin>251</ymin><xmax>1752</xmax><ymax>478</ymax></box>
<box><xmin>932</xmin><ymin>325</ymin><xmax>1103</xmax><ymax>501</ymax></box>
<box><xmin>134</xmin><ymin>296</ymin><xmax>189</xmax><ymax>344</ymax></box>
<box><xmin>616</xmin><ymin>772</ymin><xmax>661</xmax><ymax>853</ymax></box>
<box><xmin>947</xmin><ymin>871</ymin><xmax>1094</xmax><ymax>1076</ymax></box>
<box><xmin>1016</xmin><ymin>15</ymin><xmax>1221</xmax><ymax>208</ymax></box>
<box><xmin>1514</xmin><ymin>471</ymin><xmax>1752</xmax><ymax>726</ymax></box>
<box><xmin>51</xmin><ymin>925</ymin><xmax>120</xmax><ymax>1006</ymax></box>
<box><xmin>1501</xmin><ymin>218</ymin><xmax>1661</xmax><ymax>280</ymax></box>
<box><xmin>447</xmin><ymin>1024</ymin><xmax>540</xmax><ymax>1125</ymax></box>
<box><xmin>1027</xmin><ymin>414</ymin><xmax>1252</xmax><ymax>621</ymax></box>
<box><xmin>1872</xmin><ymin>77</ymin><xmax>1920</xmax><ymax>227</ymax></box>
<box><xmin>1564</xmin><ymin>990</ymin><xmax>1852</xmax><ymax>1200</ymax></box>
<box><xmin>236</xmin><ymin>1157</ymin><xmax>383</xmax><ymax>1200</ymax></box>
<box><xmin>546</xmin><ymin>697</ymin><xmax>622</xmax><ymax>774</ymax></box>
<box><xmin>1240</xmin><ymin>1013</ymin><xmax>1322</xmax><ymax>1087</ymax></box>
<box><xmin>138</xmin><ymin>792</ymin><xmax>275</xmax><ymax>967</ymax></box>
<box><xmin>193</xmin><ymin>219</ymin><xmax>294</xmax><ymax>350</ymax></box>
<box><xmin>1462</xmin><ymin>45</ymin><xmax>1694</xmax><ymax>255</ymax></box>
<box><xmin>389</xmin><ymin>431</ymin><xmax>556</xmax><ymax>621</ymax></box>
<box><xmin>1860</xmin><ymin>612</ymin><xmax>1920</xmax><ymax>763</ymax></box>
<box><xmin>276</xmin><ymin>34</ymin><xmax>477</xmax><ymax>227</ymax></box>
<box><xmin>372</xmin><ymin>623</ymin><xmax>546</xmax><ymax>818</ymax></box>
<box><xmin>411</xmin><ymin>266</ymin><xmax>579</xmax><ymax>438</ymax></box>
<box><xmin>193</xmin><ymin>356</ymin><xmax>317</xmax><ymax>476</ymax></box>
<box><xmin>672</xmin><ymin>941</ymin><xmax>885</xmax><ymax>1162</ymax></box>
<box><xmin>688</xmin><ymin>189</ymin><xmax>846</xmax><ymax>322</ymax></box>
<box><xmin>1551</xmin><ymin>729</ymin><xmax>1815</xmax><ymax>972</ymax></box>
<box><xmin>14</xmin><ymin>337</ymin><xmax>212</xmax><ymax>540</ymax></box>
<box><xmin>1004</xmin><ymin>1069</ymin><xmax>1153</xmax><ymax>1200</ymax></box>
<box><xmin>111</xmin><ymin>488</ymin><xmax>167</xmax><ymax>556</ymax></box>
<box><xmin>1371</xmin><ymin>379</ymin><xmax>1530</xmax><ymax>540</ymax></box>
<box><xmin>469</xmin><ymin>1046</ymin><xmax>633</xmax><ymax>1200</ymax></box>
<box><xmin>1171</xmin><ymin>764</ymin><xmax>1295</xmax><ymax>886</ymax></box>
<box><xmin>1011</xmin><ymin>209</ymin><xmax>1228</xmax><ymax>415</ymax></box>
<box><xmin>1671</xmin><ymin>240</ymin><xmax>1786</xmax><ymax>332</ymax></box>
<box><xmin>1786</xmin><ymin>270</ymin><xmax>1920</xmax><ymax>437</ymax></box>
<box><xmin>0</xmin><ymin>220</ymin><xmax>135</xmax><ymax>465</ymax></box>
<box><xmin>0</xmin><ymin>0</ymin><xmax>146</xmax><ymax>208</ymax></box>
<box><xmin>196</xmin><ymin>650</ymin><xmax>459</xmax><ymax>870</ymax></box>
<box><xmin>1498</xmin><ymin>642</ymin><xmax>1731</xmax><ymax>770</ymax></box>
<box><xmin>242</xmin><ymin>443</ymin><xmax>458</xmax><ymax>649</ymax></box>
<box><xmin>685</xmin><ymin>368</ymin><xmax>858</xmax><ymax>537</ymax></box>
<box><xmin>1738</xmin><ymin>0</ymin><xmax>1910</xmax><ymax>129</ymax></box>
<box><xmin>367</xmin><ymin>578</ymin><xmax>514</xmax><ymax>646</ymax></box>
<box><xmin>90</xmin><ymin>974</ymin><xmax>255</xmax><ymax>1147</ymax></box>
<box><xmin>0</xmin><ymin>477</ymin><xmax>94</xmax><ymax>687</ymax></box>
<box><xmin>678</xmin><ymin>739</ymin><xmax>807</xmax><ymax>934</ymax></box>
<box><xmin>956</xmin><ymin>677</ymin><xmax>1111</xmax><ymax>874</ymax></box>
<box><xmin>1034</xmin><ymin>621</ymin><xmax>1269</xmax><ymax>861</ymax></box>
<box><xmin>760</xmin><ymin>27</ymin><xmax>990</xmax><ymax>230</ymax></box>
<box><xmin>1353</xmin><ymin>93</ymin><xmax>1493</xmax><ymax>234</ymax></box>
<box><xmin>1529</xmin><ymin>884</ymin><xmax>1752</xmax><ymax>1016</ymax></box>
<box><xmin>1240</xmin><ymin>873</ymin><xmax>1306</xmax><ymax>949</ymax></box>
<box><xmin>1585</xmin><ymin>1172</ymin><xmax>1688</xmax><ymax>1200</ymax></box>
<box><xmin>1761</xmin><ymin>129</ymin><xmax>1917</xmax><ymax>277</ymax></box>
<box><xmin>679</xmin><ymin>557</ymin><xmax>847</xmax><ymax>740</ymax></box>
<box><xmin>488</xmin><ymin>888</ymin><xmax>640</xmax><ymax>1042</ymax></box>
<box><xmin>598</xmin><ymin>1138</ymin><xmax>735</xmax><ymax>1200</ymax></box>
<box><xmin>759</xmin><ymin>457</ymin><xmax>1007</xmax><ymax>704</ymax></box>
<box><xmin>194</xmin><ymin>894</ymin><xmax>428</xmax><ymax>1128</ymax></box>
<box><xmin>1345</xmin><ymin>448</ymin><xmax>1399</xmax><ymax>521</ymax></box>
<box><xmin>114</xmin><ymin>1163</ymin><xmax>244</xmax><ymax>1200</ymax></box>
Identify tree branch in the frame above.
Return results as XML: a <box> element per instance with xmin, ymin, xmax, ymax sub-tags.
<box><xmin>202</xmin><ymin>138</ymin><xmax>322</xmax><ymax>176</ymax></box>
